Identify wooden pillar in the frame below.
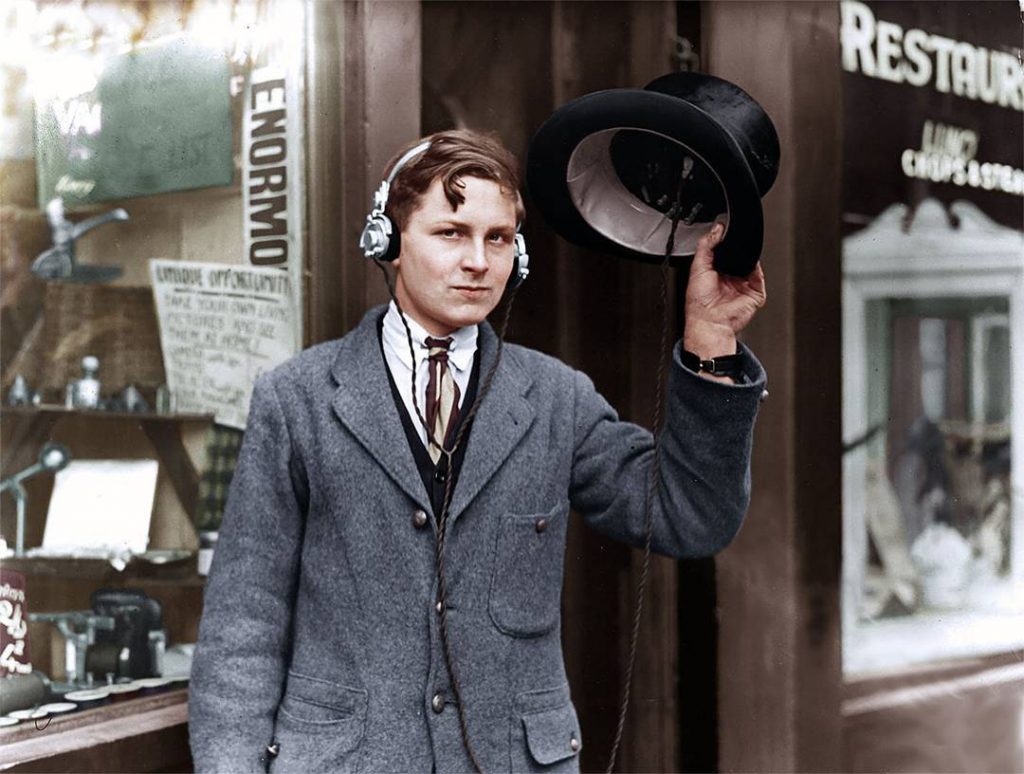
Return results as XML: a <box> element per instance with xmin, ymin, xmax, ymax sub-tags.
<box><xmin>704</xmin><ymin>2</ymin><xmax>845</xmax><ymax>771</ymax></box>
<box><xmin>305</xmin><ymin>0</ymin><xmax>421</xmax><ymax>344</ymax></box>
<box><xmin>545</xmin><ymin>2</ymin><xmax>684</xmax><ymax>771</ymax></box>
<box><xmin>304</xmin><ymin>2</ymin><xmax>343</xmax><ymax>345</ymax></box>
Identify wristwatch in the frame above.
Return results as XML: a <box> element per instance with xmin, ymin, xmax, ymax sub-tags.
<box><xmin>680</xmin><ymin>347</ymin><xmax>744</xmax><ymax>381</ymax></box>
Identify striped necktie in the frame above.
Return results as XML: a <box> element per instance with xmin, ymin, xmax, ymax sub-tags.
<box><xmin>424</xmin><ymin>336</ymin><xmax>461</xmax><ymax>464</ymax></box>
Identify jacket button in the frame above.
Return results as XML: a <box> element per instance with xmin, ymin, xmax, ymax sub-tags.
<box><xmin>570</xmin><ymin>736</ymin><xmax>580</xmax><ymax>752</ymax></box>
<box><xmin>435</xmin><ymin>600</ymin><xmax>443</xmax><ymax>615</ymax></box>
<box><xmin>412</xmin><ymin>510</ymin><xmax>429</xmax><ymax>529</ymax></box>
<box><xmin>434</xmin><ymin>467</ymin><xmax>447</xmax><ymax>483</ymax></box>
<box><xmin>535</xmin><ymin>518</ymin><xmax>548</xmax><ymax>534</ymax></box>
<box><xmin>431</xmin><ymin>693</ymin><xmax>445</xmax><ymax>713</ymax></box>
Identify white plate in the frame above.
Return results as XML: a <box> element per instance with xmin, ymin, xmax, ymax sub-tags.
<box><xmin>38</xmin><ymin>702</ymin><xmax>77</xmax><ymax>714</ymax></box>
<box><xmin>133</xmin><ymin>677</ymin><xmax>172</xmax><ymax>689</ymax></box>
<box><xmin>107</xmin><ymin>682</ymin><xmax>141</xmax><ymax>695</ymax></box>
<box><xmin>7</xmin><ymin>708</ymin><xmax>47</xmax><ymax>720</ymax></box>
<box><xmin>63</xmin><ymin>689</ymin><xmax>110</xmax><ymax>702</ymax></box>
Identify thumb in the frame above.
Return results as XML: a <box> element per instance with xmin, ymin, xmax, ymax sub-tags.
<box><xmin>692</xmin><ymin>222</ymin><xmax>724</xmax><ymax>273</ymax></box>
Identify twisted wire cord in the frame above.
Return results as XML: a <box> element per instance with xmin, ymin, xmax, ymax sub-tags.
<box><xmin>373</xmin><ymin>258</ymin><xmax>518</xmax><ymax>772</ymax></box>
<box><xmin>605</xmin><ymin>204</ymin><xmax>683</xmax><ymax>773</ymax></box>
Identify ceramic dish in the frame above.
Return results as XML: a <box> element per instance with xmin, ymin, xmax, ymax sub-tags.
<box><xmin>7</xmin><ymin>708</ymin><xmax>48</xmax><ymax>720</ymax></box>
<box><xmin>37</xmin><ymin>702</ymin><xmax>77</xmax><ymax>714</ymax></box>
<box><xmin>106</xmin><ymin>682</ymin><xmax>142</xmax><ymax>701</ymax></box>
<box><xmin>133</xmin><ymin>677</ymin><xmax>173</xmax><ymax>694</ymax></box>
<box><xmin>63</xmin><ymin>689</ymin><xmax>111</xmax><ymax>709</ymax></box>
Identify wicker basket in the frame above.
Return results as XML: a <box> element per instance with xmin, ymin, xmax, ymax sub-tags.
<box><xmin>36</xmin><ymin>283</ymin><xmax>166</xmax><ymax>398</ymax></box>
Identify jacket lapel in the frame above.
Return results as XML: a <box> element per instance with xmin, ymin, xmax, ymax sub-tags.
<box><xmin>329</xmin><ymin>306</ymin><xmax>536</xmax><ymax>522</ymax></box>
<box><xmin>330</xmin><ymin>307</ymin><xmax>431</xmax><ymax>511</ymax></box>
<box><xmin>447</xmin><ymin>320</ymin><xmax>535</xmax><ymax>524</ymax></box>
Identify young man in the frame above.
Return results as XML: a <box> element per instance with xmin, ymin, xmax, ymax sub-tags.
<box><xmin>189</xmin><ymin>129</ymin><xmax>767</xmax><ymax>773</ymax></box>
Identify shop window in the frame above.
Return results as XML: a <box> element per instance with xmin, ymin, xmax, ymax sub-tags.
<box><xmin>0</xmin><ymin>0</ymin><xmax>306</xmax><ymax>748</ymax></box>
<box><xmin>842</xmin><ymin>200</ymin><xmax>1024</xmax><ymax>674</ymax></box>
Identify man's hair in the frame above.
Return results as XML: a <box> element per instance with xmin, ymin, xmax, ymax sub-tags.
<box><xmin>384</xmin><ymin>129</ymin><xmax>525</xmax><ymax>231</ymax></box>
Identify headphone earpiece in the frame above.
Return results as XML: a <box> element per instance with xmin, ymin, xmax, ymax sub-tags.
<box><xmin>359</xmin><ymin>203</ymin><xmax>400</xmax><ymax>262</ymax></box>
<box><xmin>360</xmin><ymin>140</ymin><xmax>431</xmax><ymax>264</ymax></box>
<box><xmin>509</xmin><ymin>232</ymin><xmax>529</xmax><ymax>290</ymax></box>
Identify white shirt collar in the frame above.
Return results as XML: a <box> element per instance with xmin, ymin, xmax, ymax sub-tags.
<box><xmin>381</xmin><ymin>300</ymin><xmax>478</xmax><ymax>374</ymax></box>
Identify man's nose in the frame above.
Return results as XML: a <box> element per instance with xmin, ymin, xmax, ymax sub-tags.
<box><xmin>461</xmin><ymin>238</ymin><xmax>489</xmax><ymax>273</ymax></box>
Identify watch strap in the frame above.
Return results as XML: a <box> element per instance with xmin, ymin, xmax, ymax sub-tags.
<box><xmin>680</xmin><ymin>347</ymin><xmax>744</xmax><ymax>380</ymax></box>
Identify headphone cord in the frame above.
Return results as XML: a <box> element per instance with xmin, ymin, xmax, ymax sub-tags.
<box><xmin>373</xmin><ymin>259</ymin><xmax>518</xmax><ymax>773</ymax></box>
<box><xmin>605</xmin><ymin>203</ymin><xmax>683</xmax><ymax>773</ymax></box>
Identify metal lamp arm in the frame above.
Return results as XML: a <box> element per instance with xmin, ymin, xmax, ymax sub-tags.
<box><xmin>0</xmin><ymin>463</ymin><xmax>46</xmax><ymax>493</ymax></box>
<box><xmin>69</xmin><ymin>209</ymin><xmax>130</xmax><ymax>242</ymax></box>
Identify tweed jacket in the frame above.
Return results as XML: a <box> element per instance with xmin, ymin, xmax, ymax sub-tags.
<box><xmin>189</xmin><ymin>304</ymin><xmax>766</xmax><ymax>773</ymax></box>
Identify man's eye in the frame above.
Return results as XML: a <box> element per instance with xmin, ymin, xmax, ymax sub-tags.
<box><xmin>488</xmin><ymin>233</ymin><xmax>510</xmax><ymax>244</ymax></box>
<box><xmin>438</xmin><ymin>229</ymin><xmax>459</xmax><ymax>238</ymax></box>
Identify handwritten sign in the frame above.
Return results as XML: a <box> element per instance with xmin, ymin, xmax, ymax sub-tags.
<box><xmin>149</xmin><ymin>260</ymin><xmax>297</xmax><ymax>429</ymax></box>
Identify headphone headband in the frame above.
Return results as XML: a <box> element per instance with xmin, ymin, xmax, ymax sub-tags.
<box><xmin>386</xmin><ymin>140</ymin><xmax>432</xmax><ymax>189</ymax></box>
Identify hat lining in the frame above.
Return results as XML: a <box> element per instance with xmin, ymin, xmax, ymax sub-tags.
<box><xmin>565</xmin><ymin>128</ymin><xmax>729</xmax><ymax>257</ymax></box>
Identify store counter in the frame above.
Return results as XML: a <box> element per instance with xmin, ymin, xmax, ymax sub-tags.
<box><xmin>0</xmin><ymin>689</ymin><xmax>191</xmax><ymax>772</ymax></box>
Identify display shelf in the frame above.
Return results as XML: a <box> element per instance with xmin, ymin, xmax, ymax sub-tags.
<box><xmin>1</xmin><ymin>404</ymin><xmax>215</xmax><ymax>521</ymax></box>
<box><xmin>0</xmin><ymin>404</ymin><xmax>214</xmax><ymax>423</ymax></box>
<box><xmin>2</xmin><ymin>556</ymin><xmax>205</xmax><ymax>586</ymax></box>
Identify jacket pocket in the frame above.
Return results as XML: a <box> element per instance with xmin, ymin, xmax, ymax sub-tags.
<box><xmin>270</xmin><ymin>671</ymin><xmax>367</xmax><ymax>773</ymax></box>
<box><xmin>489</xmin><ymin>502</ymin><xmax>568</xmax><ymax>637</ymax></box>
<box><xmin>511</xmin><ymin>684</ymin><xmax>582</xmax><ymax>772</ymax></box>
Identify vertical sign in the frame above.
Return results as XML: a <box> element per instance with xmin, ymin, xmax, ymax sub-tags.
<box><xmin>242</xmin><ymin>66</ymin><xmax>304</xmax><ymax>353</ymax></box>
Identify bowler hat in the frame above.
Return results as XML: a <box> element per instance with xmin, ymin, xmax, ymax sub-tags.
<box><xmin>526</xmin><ymin>72</ymin><xmax>779</xmax><ymax>277</ymax></box>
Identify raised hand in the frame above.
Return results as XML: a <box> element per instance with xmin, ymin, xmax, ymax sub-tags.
<box><xmin>683</xmin><ymin>223</ymin><xmax>767</xmax><ymax>363</ymax></box>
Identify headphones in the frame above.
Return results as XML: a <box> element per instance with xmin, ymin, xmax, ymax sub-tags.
<box><xmin>359</xmin><ymin>140</ymin><xmax>530</xmax><ymax>289</ymax></box>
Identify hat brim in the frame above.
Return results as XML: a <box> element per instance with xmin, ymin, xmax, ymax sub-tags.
<box><xmin>527</xmin><ymin>88</ymin><xmax>764</xmax><ymax>277</ymax></box>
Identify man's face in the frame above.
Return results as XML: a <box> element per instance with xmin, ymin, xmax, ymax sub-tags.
<box><xmin>394</xmin><ymin>176</ymin><xmax>517</xmax><ymax>336</ymax></box>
